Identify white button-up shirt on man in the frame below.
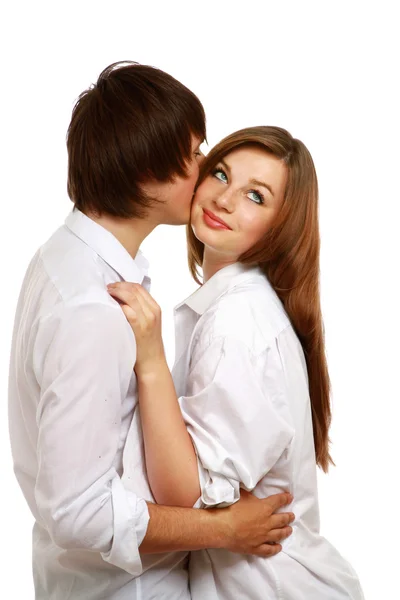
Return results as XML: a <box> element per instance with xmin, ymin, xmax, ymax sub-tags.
<box><xmin>173</xmin><ymin>263</ymin><xmax>364</xmax><ymax>600</ymax></box>
<box><xmin>8</xmin><ymin>210</ymin><xmax>190</xmax><ymax>600</ymax></box>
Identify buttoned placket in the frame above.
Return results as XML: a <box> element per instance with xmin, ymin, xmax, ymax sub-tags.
<box><xmin>172</xmin><ymin>305</ymin><xmax>201</xmax><ymax>397</ymax></box>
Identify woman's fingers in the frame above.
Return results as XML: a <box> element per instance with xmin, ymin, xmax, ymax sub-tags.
<box><xmin>107</xmin><ymin>287</ymin><xmax>143</xmax><ymax>328</ymax></box>
<box><xmin>107</xmin><ymin>283</ymin><xmax>162</xmax><ymax>341</ymax></box>
<box><xmin>108</xmin><ymin>283</ymin><xmax>160</xmax><ymax>319</ymax></box>
<box><xmin>131</xmin><ymin>283</ymin><xmax>161</xmax><ymax>312</ymax></box>
<box><xmin>130</xmin><ymin>287</ymin><xmax>159</xmax><ymax>325</ymax></box>
<box><xmin>120</xmin><ymin>303</ymin><xmax>138</xmax><ymax>325</ymax></box>
<box><xmin>107</xmin><ymin>281</ymin><xmax>137</xmax><ymax>291</ymax></box>
<box><xmin>107</xmin><ymin>284</ymin><xmax>137</xmax><ymax>305</ymax></box>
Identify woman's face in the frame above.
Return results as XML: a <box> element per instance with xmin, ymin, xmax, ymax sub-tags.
<box><xmin>191</xmin><ymin>145</ymin><xmax>287</xmax><ymax>260</ymax></box>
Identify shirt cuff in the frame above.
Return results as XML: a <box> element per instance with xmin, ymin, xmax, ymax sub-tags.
<box><xmin>193</xmin><ymin>461</ymin><xmax>240</xmax><ymax>509</ymax></box>
<box><xmin>101</xmin><ymin>477</ymin><xmax>150</xmax><ymax>575</ymax></box>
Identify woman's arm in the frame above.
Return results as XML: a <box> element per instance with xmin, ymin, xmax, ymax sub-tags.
<box><xmin>137</xmin><ymin>359</ymin><xmax>201</xmax><ymax>506</ymax></box>
<box><xmin>107</xmin><ymin>282</ymin><xmax>201</xmax><ymax>507</ymax></box>
<box><xmin>178</xmin><ymin>335</ymin><xmax>295</xmax><ymax>508</ymax></box>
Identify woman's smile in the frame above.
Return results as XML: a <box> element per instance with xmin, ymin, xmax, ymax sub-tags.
<box><xmin>202</xmin><ymin>208</ymin><xmax>232</xmax><ymax>230</ymax></box>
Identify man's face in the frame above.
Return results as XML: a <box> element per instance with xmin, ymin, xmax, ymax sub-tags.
<box><xmin>142</xmin><ymin>136</ymin><xmax>204</xmax><ymax>226</ymax></box>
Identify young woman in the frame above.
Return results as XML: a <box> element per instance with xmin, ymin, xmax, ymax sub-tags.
<box><xmin>108</xmin><ymin>126</ymin><xmax>364</xmax><ymax>599</ymax></box>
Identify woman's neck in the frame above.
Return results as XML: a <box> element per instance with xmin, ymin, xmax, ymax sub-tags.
<box><xmin>202</xmin><ymin>249</ymin><xmax>236</xmax><ymax>282</ymax></box>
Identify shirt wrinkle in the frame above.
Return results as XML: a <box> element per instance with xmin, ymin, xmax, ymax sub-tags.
<box><xmin>173</xmin><ymin>262</ymin><xmax>364</xmax><ymax>600</ymax></box>
<box><xmin>9</xmin><ymin>210</ymin><xmax>190</xmax><ymax>600</ymax></box>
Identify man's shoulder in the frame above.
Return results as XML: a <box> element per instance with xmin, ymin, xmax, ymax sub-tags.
<box><xmin>20</xmin><ymin>225</ymin><xmax>125</xmax><ymax>332</ymax></box>
<box><xmin>38</xmin><ymin>225</ymin><xmax>116</xmax><ymax>305</ymax></box>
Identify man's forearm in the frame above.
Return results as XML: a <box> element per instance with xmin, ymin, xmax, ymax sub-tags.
<box><xmin>140</xmin><ymin>502</ymin><xmax>225</xmax><ymax>554</ymax></box>
<box><xmin>141</xmin><ymin>491</ymin><xmax>295</xmax><ymax>557</ymax></box>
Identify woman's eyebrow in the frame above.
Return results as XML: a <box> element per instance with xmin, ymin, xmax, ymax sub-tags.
<box><xmin>220</xmin><ymin>158</ymin><xmax>231</xmax><ymax>172</ymax></box>
<box><xmin>249</xmin><ymin>178</ymin><xmax>275</xmax><ymax>197</ymax></box>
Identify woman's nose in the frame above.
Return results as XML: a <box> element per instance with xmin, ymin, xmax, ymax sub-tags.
<box><xmin>214</xmin><ymin>189</ymin><xmax>234</xmax><ymax>212</ymax></box>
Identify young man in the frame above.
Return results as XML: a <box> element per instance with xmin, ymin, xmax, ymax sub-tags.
<box><xmin>8</xmin><ymin>62</ymin><xmax>294</xmax><ymax>599</ymax></box>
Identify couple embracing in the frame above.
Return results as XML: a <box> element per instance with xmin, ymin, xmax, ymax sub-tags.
<box><xmin>8</xmin><ymin>61</ymin><xmax>363</xmax><ymax>599</ymax></box>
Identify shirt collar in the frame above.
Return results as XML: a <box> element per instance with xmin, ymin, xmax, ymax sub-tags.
<box><xmin>65</xmin><ymin>209</ymin><xmax>150</xmax><ymax>284</ymax></box>
<box><xmin>176</xmin><ymin>263</ymin><xmax>261</xmax><ymax>316</ymax></box>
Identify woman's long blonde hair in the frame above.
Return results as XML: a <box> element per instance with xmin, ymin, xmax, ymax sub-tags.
<box><xmin>187</xmin><ymin>126</ymin><xmax>333</xmax><ymax>471</ymax></box>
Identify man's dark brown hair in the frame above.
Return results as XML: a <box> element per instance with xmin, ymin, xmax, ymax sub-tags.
<box><xmin>67</xmin><ymin>61</ymin><xmax>206</xmax><ymax>218</ymax></box>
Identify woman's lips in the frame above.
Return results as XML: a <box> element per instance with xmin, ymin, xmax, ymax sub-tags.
<box><xmin>202</xmin><ymin>208</ymin><xmax>231</xmax><ymax>230</ymax></box>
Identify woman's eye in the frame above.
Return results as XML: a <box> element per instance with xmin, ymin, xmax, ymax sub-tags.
<box><xmin>247</xmin><ymin>190</ymin><xmax>264</xmax><ymax>205</ymax></box>
<box><xmin>212</xmin><ymin>168</ymin><xmax>228</xmax><ymax>183</ymax></box>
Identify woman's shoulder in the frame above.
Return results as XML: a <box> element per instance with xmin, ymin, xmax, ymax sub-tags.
<box><xmin>198</xmin><ymin>272</ymin><xmax>291</xmax><ymax>354</ymax></box>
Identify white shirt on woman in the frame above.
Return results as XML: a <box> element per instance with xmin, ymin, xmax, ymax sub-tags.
<box><xmin>8</xmin><ymin>210</ymin><xmax>190</xmax><ymax>600</ymax></box>
<box><xmin>173</xmin><ymin>262</ymin><xmax>364</xmax><ymax>600</ymax></box>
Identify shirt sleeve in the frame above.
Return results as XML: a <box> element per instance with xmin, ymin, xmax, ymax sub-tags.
<box><xmin>179</xmin><ymin>335</ymin><xmax>294</xmax><ymax>508</ymax></box>
<box><xmin>33</xmin><ymin>301</ymin><xmax>149</xmax><ymax>576</ymax></box>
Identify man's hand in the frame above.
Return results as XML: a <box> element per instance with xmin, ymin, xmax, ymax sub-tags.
<box><xmin>213</xmin><ymin>490</ymin><xmax>294</xmax><ymax>557</ymax></box>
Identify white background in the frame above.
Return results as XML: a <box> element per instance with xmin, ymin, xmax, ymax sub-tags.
<box><xmin>1</xmin><ymin>1</ymin><xmax>399</xmax><ymax>598</ymax></box>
